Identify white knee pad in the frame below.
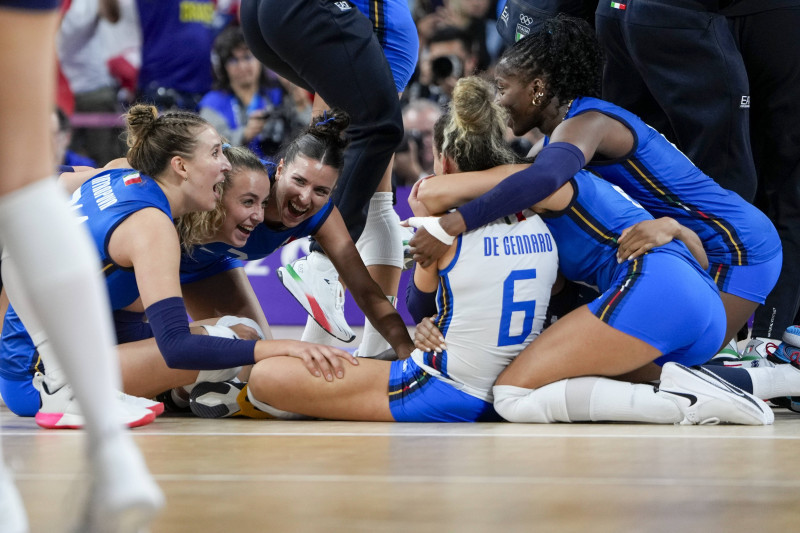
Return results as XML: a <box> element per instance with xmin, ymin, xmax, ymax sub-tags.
<box><xmin>215</xmin><ymin>315</ymin><xmax>266</xmax><ymax>340</ymax></box>
<box><xmin>493</xmin><ymin>382</ymin><xmax>570</xmax><ymax>423</ymax></box>
<box><xmin>246</xmin><ymin>386</ymin><xmax>310</xmax><ymax>420</ymax></box>
<box><xmin>355</xmin><ymin>192</ymin><xmax>404</xmax><ymax>268</ymax></box>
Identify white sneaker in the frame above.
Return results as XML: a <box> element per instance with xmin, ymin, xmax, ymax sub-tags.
<box><xmin>277</xmin><ymin>252</ymin><xmax>355</xmax><ymax>343</ymax></box>
<box><xmin>117</xmin><ymin>392</ymin><xmax>164</xmax><ymax>416</ymax></box>
<box><xmin>189</xmin><ymin>380</ymin><xmax>275</xmax><ymax>419</ymax></box>
<box><xmin>77</xmin><ymin>433</ymin><xmax>164</xmax><ymax>533</ymax></box>
<box><xmin>33</xmin><ymin>373</ymin><xmax>156</xmax><ymax>430</ymax></box>
<box><xmin>741</xmin><ymin>337</ymin><xmax>780</xmax><ymax>359</ymax></box>
<box><xmin>657</xmin><ymin>362</ymin><xmax>774</xmax><ymax>425</ymax></box>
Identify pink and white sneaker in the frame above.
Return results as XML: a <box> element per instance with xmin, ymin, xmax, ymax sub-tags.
<box><xmin>32</xmin><ymin>373</ymin><xmax>156</xmax><ymax>430</ymax></box>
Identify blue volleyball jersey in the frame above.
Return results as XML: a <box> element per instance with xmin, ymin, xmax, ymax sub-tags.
<box><xmin>566</xmin><ymin>96</ymin><xmax>781</xmax><ymax>266</ymax></box>
<box><xmin>180</xmin><ymin>197</ymin><xmax>335</xmax><ymax>279</ymax></box>
<box><xmin>542</xmin><ymin>170</ymin><xmax>710</xmax><ymax>292</ymax></box>
<box><xmin>71</xmin><ymin>168</ymin><xmax>172</xmax><ymax>309</ymax></box>
<box><xmin>350</xmin><ymin>0</ymin><xmax>419</xmax><ymax>92</ymax></box>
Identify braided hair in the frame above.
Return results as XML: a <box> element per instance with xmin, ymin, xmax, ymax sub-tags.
<box><xmin>125</xmin><ymin>104</ymin><xmax>212</xmax><ymax>178</ymax></box>
<box><xmin>499</xmin><ymin>14</ymin><xmax>602</xmax><ymax>105</ymax></box>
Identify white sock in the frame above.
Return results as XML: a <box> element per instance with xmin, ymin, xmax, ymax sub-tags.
<box><xmin>354</xmin><ymin>296</ymin><xmax>394</xmax><ymax>357</ymax></box>
<box><xmin>575</xmin><ymin>377</ymin><xmax>682</xmax><ymax>423</ymax></box>
<box><xmin>746</xmin><ymin>365</ymin><xmax>800</xmax><ymax>399</ymax></box>
<box><xmin>494</xmin><ymin>377</ymin><xmax>682</xmax><ymax>424</ymax></box>
<box><xmin>353</xmin><ymin>192</ymin><xmax>402</xmax><ymax>356</ymax></box>
<box><xmin>0</xmin><ymin>179</ymin><xmax>123</xmax><ymax>440</ymax></box>
<box><xmin>355</xmin><ymin>192</ymin><xmax>404</xmax><ymax>268</ymax></box>
<box><xmin>493</xmin><ymin>382</ymin><xmax>571</xmax><ymax>423</ymax></box>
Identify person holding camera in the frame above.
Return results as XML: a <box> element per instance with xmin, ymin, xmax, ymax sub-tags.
<box><xmin>405</xmin><ymin>26</ymin><xmax>478</xmax><ymax>107</ymax></box>
<box><xmin>199</xmin><ymin>25</ymin><xmax>310</xmax><ymax>161</ymax></box>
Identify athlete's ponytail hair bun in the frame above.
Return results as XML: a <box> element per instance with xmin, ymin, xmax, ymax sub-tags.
<box><xmin>442</xmin><ymin>76</ymin><xmax>518</xmax><ymax>172</ymax></box>
<box><xmin>124</xmin><ymin>104</ymin><xmax>211</xmax><ymax>179</ymax></box>
<box><xmin>283</xmin><ymin>107</ymin><xmax>351</xmax><ymax>175</ymax></box>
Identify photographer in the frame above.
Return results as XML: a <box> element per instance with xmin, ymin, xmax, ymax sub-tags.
<box><xmin>199</xmin><ymin>25</ymin><xmax>310</xmax><ymax>160</ymax></box>
<box><xmin>405</xmin><ymin>26</ymin><xmax>478</xmax><ymax>107</ymax></box>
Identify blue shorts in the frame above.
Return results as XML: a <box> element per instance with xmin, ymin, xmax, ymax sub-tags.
<box><xmin>180</xmin><ymin>256</ymin><xmax>242</xmax><ymax>284</ymax></box>
<box><xmin>0</xmin><ymin>376</ymin><xmax>40</xmax><ymax>416</ymax></box>
<box><xmin>351</xmin><ymin>0</ymin><xmax>419</xmax><ymax>92</ymax></box>
<box><xmin>388</xmin><ymin>358</ymin><xmax>501</xmax><ymax>422</ymax></box>
<box><xmin>708</xmin><ymin>251</ymin><xmax>783</xmax><ymax>304</ymax></box>
<box><xmin>0</xmin><ymin>0</ymin><xmax>59</xmax><ymax>9</ymax></box>
<box><xmin>587</xmin><ymin>251</ymin><xmax>726</xmax><ymax>367</ymax></box>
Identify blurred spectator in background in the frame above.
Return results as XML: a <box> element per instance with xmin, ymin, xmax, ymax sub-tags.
<box><xmin>58</xmin><ymin>0</ymin><xmax>124</xmax><ymax>165</ymax></box>
<box><xmin>135</xmin><ymin>0</ymin><xmax>235</xmax><ymax>111</ymax></box>
<box><xmin>199</xmin><ymin>25</ymin><xmax>311</xmax><ymax>161</ymax></box>
<box><xmin>393</xmin><ymin>98</ymin><xmax>443</xmax><ymax>186</ymax></box>
<box><xmin>415</xmin><ymin>0</ymin><xmax>498</xmax><ymax>70</ymax></box>
<box><xmin>53</xmin><ymin>107</ymin><xmax>96</xmax><ymax>169</ymax></box>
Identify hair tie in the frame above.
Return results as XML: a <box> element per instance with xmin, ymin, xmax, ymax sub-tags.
<box><xmin>315</xmin><ymin>110</ymin><xmax>335</xmax><ymax>127</ymax></box>
<box><xmin>222</xmin><ymin>143</ymin><xmax>231</xmax><ymax>150</ymax></box>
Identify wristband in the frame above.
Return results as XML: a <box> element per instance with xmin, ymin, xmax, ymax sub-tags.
<box><xmin>405</xmin><ymin>217</ymin><xmax>456</xmax><ymax>245</ymax></box>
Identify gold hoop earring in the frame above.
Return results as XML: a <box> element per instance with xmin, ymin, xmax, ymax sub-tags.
<box><xmin>533</xmin><ymin>92</ymin><xmax>544</xmax><ymax>106</ymax></box>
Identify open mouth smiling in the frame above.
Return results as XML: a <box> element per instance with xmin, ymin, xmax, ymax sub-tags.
<box><xmin>288</xmin><ymin>200</ymin><xmax>309</xmax><ymax>217</ymax></box>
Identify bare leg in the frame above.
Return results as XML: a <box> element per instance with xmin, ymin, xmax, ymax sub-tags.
<box><xmin>248</xmin><ymin>356</ymin><xmax>393</xmax><ymax>420</ymax></box>
<box><xmin>496</xmin><ymin>306</ymin><xmax>661</xmax><ymax>389</ymax></box>
<box><xmin>719</xmin><ymin>290</ymin><xmax>760</xmax><ymax>351</ymax></box>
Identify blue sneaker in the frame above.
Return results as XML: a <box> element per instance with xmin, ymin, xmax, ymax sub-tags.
<box><xmin>771</xmin><ymin>341</ymin><xmax>800</xmax><ymax>365</ymax></box>
<box><xmin>783</xmin><ymin>325</ymin><xmax>800</xmax><ymax>348</ymax></box>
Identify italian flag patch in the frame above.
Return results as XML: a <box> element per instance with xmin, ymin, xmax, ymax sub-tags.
<box><xmin>610</xmin><ymin>1</ymin><xmax>626</xmax><ymax>8</ymax></box>
<box><xmin>122</xmin><ymin>172</ymin><xmax>142</xmax><ymax>186</ymax></box>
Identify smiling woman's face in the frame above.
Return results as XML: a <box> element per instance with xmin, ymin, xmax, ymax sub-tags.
<box><xmin>267</xmin><ymin>154</ymin><xmax>339</xmax><ymax>227</ymax></box>
<box><xmin>181</xmin><ymin>126</ymin><xmax>232</xmax><ymax>212</ymax></box>
<box><xmin>214</xmin><ymin>167</ymin><xmax>270</xmax><ymax>247</ymax></box>
<box><xmin>494</xmin><ymin>61</ymin><xmax>541</xmax><ymax>137</ymax></box>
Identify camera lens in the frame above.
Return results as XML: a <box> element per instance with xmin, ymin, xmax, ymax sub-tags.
<box><xmin>430</xmin><ymin>55</ymin><xmax>463</xmax><ymax>84</ymax></box>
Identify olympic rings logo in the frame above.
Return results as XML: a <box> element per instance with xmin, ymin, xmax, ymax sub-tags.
<box><xmin>519</xmin><ymin>14</ymin><xmax>533</xmax><ymax>25</ymax></box>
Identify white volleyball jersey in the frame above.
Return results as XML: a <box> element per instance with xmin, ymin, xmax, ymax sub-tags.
<box><xmin>411</xmin><ymin>210</ymin><xmax>558</xmax><ymax>402</ymax></box>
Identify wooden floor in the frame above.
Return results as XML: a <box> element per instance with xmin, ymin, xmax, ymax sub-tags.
<box><xmin>3</xmin><ymin>408</ymin><xmax>800</xmax><ymax>533</ymax></box>
<box><xmin>4</xmin><ymin>327</ymin><xmax>800</xmax><ymax>532</ymax></box>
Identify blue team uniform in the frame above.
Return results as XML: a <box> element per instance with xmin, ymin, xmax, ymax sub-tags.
<box><xmin>180</xmin><ymin>193</ymin><xmax>334</xmax><ymax>283</ymax></box>
<box><xmin>566</xmin><ymin>96</ymin><xmax>782</xmax><ymax>302</ymax></box>
<box><xmin>350</xmin><ymin>0</ymin><xmax>418</xmax><ymax>92</ymax></box>
<box><xmin>0</xmin><ymin>169</ymin><xmax>171</xmax><ymax>414</ymax></box>
<box><xmin>391</xmin><ymin>211</ymin><xmax>559</xmax><ymax>422</ymax></box>
<box><xmin>0</xmin><ymin>0</ymin><xmax>59</xmax><ymax>8</ymax></box>
<box><xmin>542</xmin><ymin>171</ymin><xmax>726</xmax><ymax>367</ymax></box>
